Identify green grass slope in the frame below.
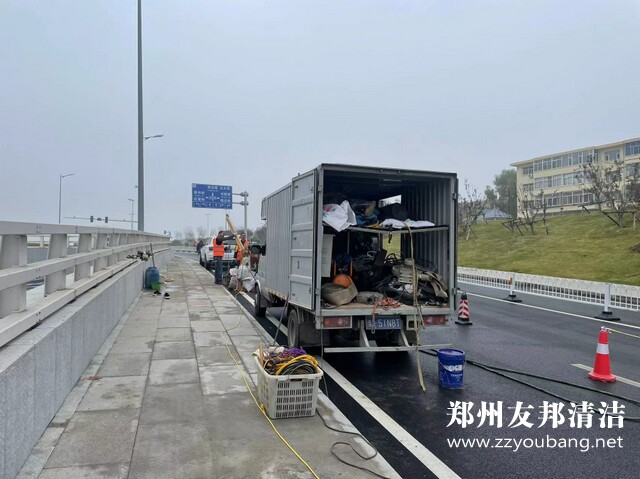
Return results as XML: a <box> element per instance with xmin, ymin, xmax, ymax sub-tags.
<box><xmin>458</xmin><ymin>213</ymin><xmax>640</xmax><ymax>285</ymax></box>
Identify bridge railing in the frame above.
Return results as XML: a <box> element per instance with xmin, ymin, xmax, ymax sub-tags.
<box><xmin>0</xmin><ymin>221</ymin><xmax>171</xmax><ymax>347</ymax></box>
<box><xmin>458</xmin><ymin>266</ymin><xmax>640</xmax><ymax>311</ymax></box>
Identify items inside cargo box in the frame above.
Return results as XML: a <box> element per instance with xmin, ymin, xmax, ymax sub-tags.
<box><xmin>320</xmin><ymin>195</ymin><xmax>449</xmax><ymax>308</ymax></box>
<box><xmin>322</xmin><ymin>197</ymin><xmax>436</xmax><ymax>232</ymax></box>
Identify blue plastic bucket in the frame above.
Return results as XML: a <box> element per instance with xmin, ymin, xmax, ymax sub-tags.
<box><xmin>437</xmin><ymin>348</ymin><xmax>465</xmax><ymax>389</ymax></box>
<box><xmin>144</xmin><ymin>267</ymin><xmax>160</xmax><ymax>289</ymax></box>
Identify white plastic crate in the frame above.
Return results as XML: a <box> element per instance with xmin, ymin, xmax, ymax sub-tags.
<box><xmin>254</xmin><ymin>356</ymin><xmax>323</xmax><ymax>419</ymax></box>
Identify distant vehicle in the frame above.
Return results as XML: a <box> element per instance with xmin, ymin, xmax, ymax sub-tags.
<box><xmin>198</xmin><ymin>236</ymin><xmax>237</xmax><ymax>272</ymax></box>
<box><xmin>253</xmin><ymin>163</ymin><xmax>458</xmax><ymax>353</ymax></box>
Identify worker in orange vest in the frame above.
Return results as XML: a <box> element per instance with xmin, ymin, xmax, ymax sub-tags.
<box><xmin>213</xmin><ymin>230</ymin><xmax>233</xmax><ymax>284</ymax></box>
<box><xmin>235</xmin><ymin>233</ymin><xmax>250</xmax><ymax>265</ymax></box>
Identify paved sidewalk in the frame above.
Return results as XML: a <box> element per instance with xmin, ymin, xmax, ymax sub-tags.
<box><xmin>18</xmin><ymin>256</ymin><xmax>399</xmax><ymax>479</ymax></box>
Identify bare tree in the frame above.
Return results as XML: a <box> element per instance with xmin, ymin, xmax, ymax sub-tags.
<box><xmin>577</xmin><ymin>156</ymin><xmax>608</xmax><ymax>211</ymax></box>
<box><xmin>183</xmin><ymin>227</ymin><xmax>195</xmax><ymax>245</ymax></box>
<box><xmin>627</xmin><ymin>164</ymin><xmax>640</xmax><ymax>208</ymax></box>
<box><xmin>171</xmin><ymin>231</ymin><xmax>184</xmax><ymax>245</ymax></box>
<box><xmin>516</xmin><ymin>187</ymin><xmax>546</xmax><ymax>235</ymax></box>
<box><xmin>458</xmin><ymin>180</ymin><xmax>487</xmax><ymax>240</ymax></box>
<box><xmin>579</xmin><ymin>159</ymin><xmax>639</xmax><ymax>227</ymax></box>
<box><xmin>252</xmin><ymin>223</ymin><xmax>266</xmax><ymax>243</ymax></box>
<box><xmin>196</xmin><ymin>226</ymin><xmax>207</xmax><ymax>239</ymax></box>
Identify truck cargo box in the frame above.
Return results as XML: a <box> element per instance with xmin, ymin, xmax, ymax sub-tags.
<box><xmin>256</xmin><ymin>164</ymin><xmax>457</xmax><ymax>352</ymax></box>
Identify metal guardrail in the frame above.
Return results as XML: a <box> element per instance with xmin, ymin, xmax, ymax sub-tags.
<box><xmin>458</xmin><ymin>267</ymin><xmax>640</xmax><ymax>311</ymax></box>
<box><xmin>0</xmin><ymin>221</ymin><xmax>171</xmax><ymax>347</ymax></box>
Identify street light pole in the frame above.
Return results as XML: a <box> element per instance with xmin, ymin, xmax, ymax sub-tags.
<box><xmin>58</xmin><ymin>173</ymin><xmax>74</xmax><ymax>224</ymax></box>
<box><xmin>128</xmin><ymin>198</ymin><xmax>135</xmax><ymax>230</ymax></box>
<box><xmin>206</xmin><ymin>213</ymin><xmax>212</xmax><ymax>235</ymax></box>
<box><xmin>137</xmin><ymin>0</ymin><xmax>144</xmax><ymax>231</ymax></box>
<box><xmin>231</xmin><ymin>192</ymin><xmax>249</xmax><ymax>237</ymax></box>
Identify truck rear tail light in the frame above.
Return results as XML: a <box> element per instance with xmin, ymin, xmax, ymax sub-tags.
<box><xmin>323</xmin><ymin>316</ymin><xmax>351</xmax><ymax>329</ymax></box>
<box><xmin>421</xmin><ymin>315</ymin><xmax>446</xmax><ymax>326</ymax></box>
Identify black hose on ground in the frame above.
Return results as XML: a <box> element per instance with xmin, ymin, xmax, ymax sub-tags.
<box><xmin>420</xmin><ymin>350</ymin><xmax>640</xmax><ymax>422</ymax></box>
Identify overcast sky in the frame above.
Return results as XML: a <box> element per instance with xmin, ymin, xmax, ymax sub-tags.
<box><xmin>1</xmin><ymin>0</ymin><xmax>639</xmax><ymax>236</ymax></box>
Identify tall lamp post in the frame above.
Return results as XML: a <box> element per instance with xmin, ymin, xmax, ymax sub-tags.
<box><xmin>138</xmin><ymin>134</ymin><xmax>163</xmax><ymax>231</ymax></box>
<box><xmin>232</xmin><ymin>191</ymin><xmax>249</xmax><ymax>236</ymax></box>
<box><xmin>205</xmin><ymin>213</ymin><xmax>212</xmax><ymax>236</ymax></box>
<box><xmin>137</xmin><ymin>0</ymin><xmax>163</xmax><ymax>231</ymax></box>
<box><xmin>58</xmin><ymin>173</ymin><xmax>74</xmax><ymax>224</ymax></box>
<box><xmin>137</xmin><ymin>0</ymin><xmax>144</xmax><ymax>230</ymax></box>
<box><xmin>128</xmin><ymin>198</ymin><xmax>135</xmax><ymax>230</ymax></box>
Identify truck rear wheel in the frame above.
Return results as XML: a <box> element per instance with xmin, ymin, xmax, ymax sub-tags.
<box><xmin>287</xmin><ymin>309</ymin><xmax>300</xmax><ymax>348</ymax></box>
<box><xmin>254</xmin><ymin>286</ymin><xmax>267</xmax><ymax>317</ymax></box>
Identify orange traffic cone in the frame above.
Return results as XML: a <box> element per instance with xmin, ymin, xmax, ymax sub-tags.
<box><xmin>455</xmin><ymin>291</ymin><xmax>472</xmax><ymax>325</ymax></box>
<box><xmin>588</xmin><ymin>327</ymin><xmax>616</xmax><ymax>383</ymax></box>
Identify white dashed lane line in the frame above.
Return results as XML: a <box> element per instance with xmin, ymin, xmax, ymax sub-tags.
<box><xmin>571</xmin><ymin>364</ymin><xmax>640</xmax><ymax>389</ymax></box>
<box><xmin>318</xmin><ymin>359</ymin><xmax>462</xmax><ymax>479</ymax></box>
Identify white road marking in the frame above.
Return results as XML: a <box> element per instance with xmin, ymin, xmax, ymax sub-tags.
<box><xmin>571</xmin><ymin>364</ymin><xmax>640</xmax><ymax>389</ymax></box>
<box><xmin>318</xmin><ymin>359</ymin><xmax>461</xmax><ymax>479</ymax></box>
<box><xmin>239</xmin><ymin>292</ymin><xmax>288</xmax><ymax>336</ymax></box>
<box><xmin>466</xmin><ymin>292</ymin><xmax>640</xmax><ymax>331</ymax></box>
<box><xmin>236</xmin><ymin>291</ymin><xmax>459</xmax><ymax>478</ymax></box>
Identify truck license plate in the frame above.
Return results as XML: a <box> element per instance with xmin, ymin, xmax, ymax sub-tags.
<box><xmin>365</xmin><ymin>317</ymin><xmax>402</xmax><ymax>330</ymax></box>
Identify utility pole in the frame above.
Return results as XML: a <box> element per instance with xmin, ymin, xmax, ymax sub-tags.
<box><xmin>205</xmin><ymin>213</ymin><xmax>212</xmax><ymax>235</ymax></box>
<box><xmin>232</xmin><ymin>191</ymin><xmax>249</xmax><ymax>235</ymax></box>
<box><xmin>129</xmin><ymin>198</ymin><xmax>135</xmax><ymax>230</ymax></box>
<box><xmin>58</xmin><ymin>173</ymin><xmax>74</xmax><ymax>224</ymax></box>
<box><xmin>137</xmin><ymin>0</ymin><xmax>144</xmax><ymax>231</ymax></box>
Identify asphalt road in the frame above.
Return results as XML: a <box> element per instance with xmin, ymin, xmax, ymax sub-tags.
<box><xmin>179</xmin><ymin>253</ymin><xmax>640</xmax><ymax>479</ymax></box>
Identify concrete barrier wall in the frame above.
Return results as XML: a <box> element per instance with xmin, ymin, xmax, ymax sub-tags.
<box><xmin>0</xmin><ymin>251</ymin><xmax>174</xmax><ymax>479</ymax></box>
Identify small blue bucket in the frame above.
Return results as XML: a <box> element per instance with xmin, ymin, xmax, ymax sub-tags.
<box><xmin>437</xmin><ymin>348</ymin><xmax>465</xmax><ymax>389</ymax></box>
<box><xmin>144</xmin><ymin>267</ymin><xmax>160</xmax><ymax>289</ymax></box>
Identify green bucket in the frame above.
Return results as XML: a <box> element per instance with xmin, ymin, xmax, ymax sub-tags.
<box><xmin>151</xmin><ymin>281</ymin><xmax>163</xmax><ymax>292</ymax></box>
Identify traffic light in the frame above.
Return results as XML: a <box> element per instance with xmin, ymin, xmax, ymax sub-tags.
<box><xmin>90</xmin><ymin>216</ymin><xmax>94</xmax><ymax>222</ymax></box>
<box><xmin>104</xmin><ymin>216</ymin><xmax>108</xmax><ymax>223</ymax></box>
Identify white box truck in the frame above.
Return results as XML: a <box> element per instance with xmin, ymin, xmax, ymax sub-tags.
<box><xmin>253</xmin><ymin>164</ymin><xmax>457</xmax><ymax>352</ymax></box>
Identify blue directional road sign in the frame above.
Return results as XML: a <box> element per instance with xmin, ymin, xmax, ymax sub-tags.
<box><xmin>192</xmin><ymin>184</ymin><xmax>233</xmax><ymax>209</ymax></box>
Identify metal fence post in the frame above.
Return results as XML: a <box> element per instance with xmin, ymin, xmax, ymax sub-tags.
<box><xmin>595</xmin><ymin>283</ymin><xmax>621</xmax><ymax>321</ymax></box>
<box><xmin>503</xmin><ymin>272</ymin><xmax>522</xmax><ymax>303</ymax></box>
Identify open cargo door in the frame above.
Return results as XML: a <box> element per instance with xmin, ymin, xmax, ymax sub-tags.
<box><xmin>289</xmin><ymin>170</ymin><xmax>317</xmax><ymax>309</ymax></box>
